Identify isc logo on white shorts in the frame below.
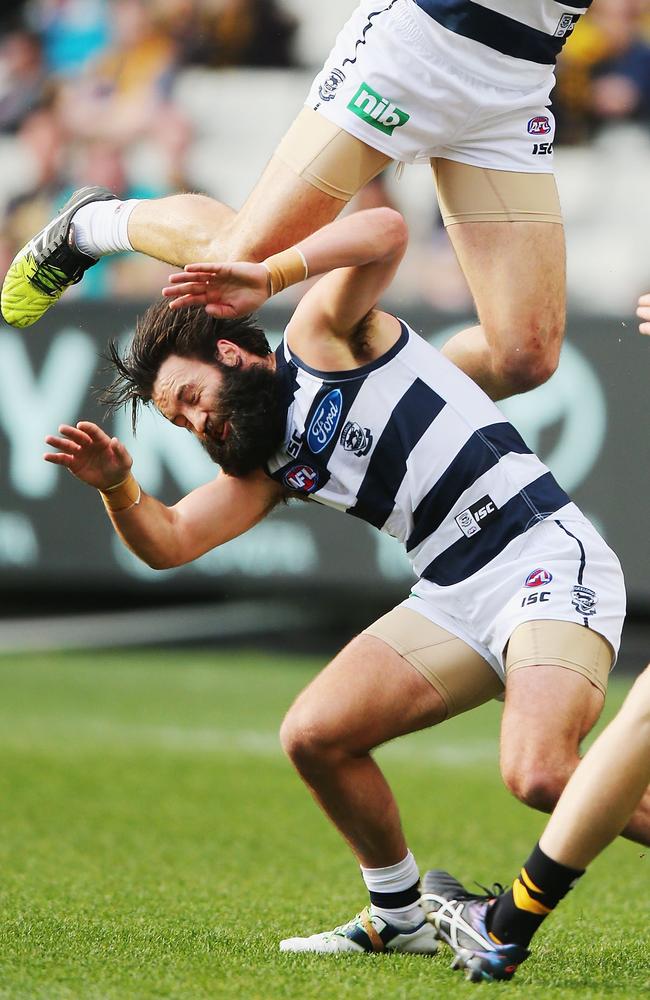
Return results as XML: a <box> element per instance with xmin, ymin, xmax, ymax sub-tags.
<box><xmin>455</xmin><ymin>495</ymin><xmax>498</xmax><ymax>538</ymax></box>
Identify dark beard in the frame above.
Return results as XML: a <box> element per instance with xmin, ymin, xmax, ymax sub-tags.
<box><xmin>200</xmin><ymin>363</ymin><xmax>287</xmax><ymax>476</ymax></box>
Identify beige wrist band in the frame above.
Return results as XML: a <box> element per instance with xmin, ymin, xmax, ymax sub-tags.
<box><xmin>100</xmin><ymin>472</ymin><xmax>142</xmax><ymax>513</ymax></box>
<box><xmin>261</xmin><ymin>247</ymin><xmax>309</xmax><ymax>296</ymax></box>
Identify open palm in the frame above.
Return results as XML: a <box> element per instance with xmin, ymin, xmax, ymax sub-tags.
<box><xmin>44</xmin><ymin>421</ymin><xmax>133</xmax><ymax>490</ymax></box>
<box><xmin>162</xmin><ymin>261</ymin><xmax>270</xmax><ymax>318</ymax></box>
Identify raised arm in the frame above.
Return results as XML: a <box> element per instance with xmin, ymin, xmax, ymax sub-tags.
<box><xmin>44</xmin><ymin>421</ymin><xmax>282</xmax><ymax>569</ymax></box>
<box><xmin>162</xmin><ymin>207</ymin><xmax>408</xmax><ymax>337</ymax></box>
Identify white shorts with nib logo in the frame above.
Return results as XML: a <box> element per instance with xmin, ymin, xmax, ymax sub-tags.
<box><xmin>306</xmin><ymin>0</ymin><xmax>557</xmax><ymax>170</ymax></box>
<box><xmin>404</xmin><ymin>506</ymin><xmax>626</xmax><ymax>681</ymax></box>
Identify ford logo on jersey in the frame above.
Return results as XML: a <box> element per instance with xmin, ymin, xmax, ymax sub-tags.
<box><xmin>307</xmin><ymin>388</ymin><xmax>343</xmax><ymax>454</ymax></box>
<box><xmin>527</xmin><ymin>116</ymin><xmax>551</xmax><ymax>135</ymax></box>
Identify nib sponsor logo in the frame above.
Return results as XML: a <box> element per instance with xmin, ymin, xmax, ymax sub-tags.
<box><xmin>347</xmin><ymin>83</ymin><xmax>410</xmax><ymax>136</ymax></box>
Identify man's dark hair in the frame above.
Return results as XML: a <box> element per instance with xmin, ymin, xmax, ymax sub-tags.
<box><xmin>103</xmin><ymin>299</ymin><xmax>271</xmax><ymax>432</ymax></box>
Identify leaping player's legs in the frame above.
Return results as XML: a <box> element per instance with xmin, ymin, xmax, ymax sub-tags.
<box><xmin>127</xmin><ymin>110</ymin><xmax>391</xmax><ymax>266</ymax></box>
<box><xmin>433</xmin><ymin>160</ymin><xmax>566</xmax><ymax>400</ymax></box>
<box><xmin>1</xmin><ymin>109</ymin><xmax>390</xmax><ymax>327</ymax></box>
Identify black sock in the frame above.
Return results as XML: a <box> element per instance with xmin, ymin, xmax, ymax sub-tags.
<box><xmin>486</xmin><ymin>842</ymin><xmax>585</xmax><ymax>947</ymax></box>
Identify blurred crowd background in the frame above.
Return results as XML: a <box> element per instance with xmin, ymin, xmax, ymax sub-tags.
<box><xmin>1</xmin><ymin>0</ymin><xmax>650</xmax><ymax>314</ymax></box>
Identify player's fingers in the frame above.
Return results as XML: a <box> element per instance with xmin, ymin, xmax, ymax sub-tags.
<box><xmin>57</xmin><ymin>423</ymin><xmax>92</xmax><ymax>444</ymax></box>
<box><xmin>162</xmin><ymin>282</ymin><xmax>211</xmax><ymax>298</ymax></box>
<box><xmin>636</xmin><ymin>304</ymin><xmax>650</xmax><ymax>319</ymax></box>
<box><xmin>639</xmin><ymin>321</ymin><xmax>650</xmax><ymax>336</ymax></box>
<box><xmin>637</xmin><ymin>293</ymin><xmax>650</xmax><ymax>307</ymax></box>
<box><xmin>76</xmin><ymin>421</ymin><xmax>110</xmax><ymax>443</ymax></box>
<box><xmin>167</xmin><ymin>294</ymin><xmax>208</xmax><ymax>310</ymax></box>
<box><xmin>43</xmin><ymin>452</ymin><xmax>75</xmax><ymax>467</ymax></box>
<box><xmin>45</xmin><ymin>435</ymin><xmax>81</xmax><ymax>453</ymax></box>
<box><xmin>184</xmin><ymin>262</ymin><xmax>224</xmax><ymax>274</ymax></box>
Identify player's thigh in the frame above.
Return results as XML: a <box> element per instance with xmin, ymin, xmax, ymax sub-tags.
<box><xmin>282</xmin><ymin>607</ymin><xmax>501</xmax><ymax>755</ymax></box>
<box><xmin>434</xmin><ymin>160</ymin><xmax>566</xmax><ymax>348</ymax></box>
<box><xmin>225</xmin><ymin>108</ymin><xmax>391</xmax><ymax>261</ymax></box>
<box><xmin>500</xmin><ymin>620</ymin><xmax>611</xmax><ymax>776</ymax></box>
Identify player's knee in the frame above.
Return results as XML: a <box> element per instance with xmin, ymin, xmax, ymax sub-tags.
<box><xmin>502</xmin><ymin>761</ymin><xmax>567</xmax><ymax>813</ymax></box>
<box><xmin>279</xmin><ymin>710</ymin><xmax>342</xmax><ymax>772</ymax></box>
<box><xmin>492</xmin><ymin>318</ymin><xmax>563</xmax><ymax>393</ymax></box>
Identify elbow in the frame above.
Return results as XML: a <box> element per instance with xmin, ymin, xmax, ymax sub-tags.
<box><xmin>136</xmin><ymin>549</ymin><xmax>182</xmax><ymax>571</ymax></box>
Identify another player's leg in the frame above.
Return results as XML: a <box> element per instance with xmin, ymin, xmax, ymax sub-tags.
<box><xmin>421</xmin><ymin>621</ymin><xmax>610</xmax><ymax>982</ymax></box>
<box><xmin>433</xmin><ymin>161</ymin><xmax>566</xmax><ymax>400</ymax></box>
<box><xmin>278</xmin><ymin>608</ymin><xmax>503</xmax><ymax>954</ymax></box>
<box><xmin>1</xmin><ymin>109</ymin><xmax>389</xmax><ymax>328</ymax></box>
<box><xmin>482</xmin><ymin>664</ymin><xmax>650</xmax><ymax>957</ymax></box>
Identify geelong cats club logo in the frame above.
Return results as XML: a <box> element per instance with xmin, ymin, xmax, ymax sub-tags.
<box><xmin>319</xmin><ymin>67</ymin><xmax>345</xmax><ymax>102</ymax></box>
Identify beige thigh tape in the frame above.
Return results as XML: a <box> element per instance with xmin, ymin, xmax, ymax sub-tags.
<box><xmin>505</xmin><ymin>620</ymin><xmax>613</xmax><ymax>697</ymax></box>
<box><xmin>363</xmin><ymin>606</ymin><xmax>503</xmax><ymax>719</ymax></box>
<box><xmin>274</xmin><ymin>107</ymin><xmax>392</xmax><ymax>203</ymax></box>
<box><xmin>432</xmin><ymin>158</ymin><xmax>563</xmax><ymax>226</ymax></box>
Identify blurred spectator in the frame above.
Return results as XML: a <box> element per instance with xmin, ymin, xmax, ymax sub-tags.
<box><xmin>0</xmin><ymin>28</ymin><xmax>48</xmax><ymax>133</ymax></box>
<box><xmin>56</xmin><ymin>0</ymin><xmax>191</xmax><ymax>185</ymax></box>
<box><xmin>155</xmin><ymin>0</ymin><xmax>298</xmax><ymax>68</ymax></box>
<box><xmin>27</xmin><ymin>0</ymin><xmax>110</xmax><ymax>77</ymax></box>
<box><xmin>555</xmin><ymin>0</ymin><xmax>650</xmax><ymax>143</ymax></box>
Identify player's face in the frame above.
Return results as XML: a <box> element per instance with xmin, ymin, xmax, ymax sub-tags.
<box><xmin>153</xmin><ymin>354</ymin><xmax>286</xmax><ymax>476</ymax></box>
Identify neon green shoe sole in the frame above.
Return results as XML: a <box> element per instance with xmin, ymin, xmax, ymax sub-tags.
<box><xmin>1</xmin><ymin>185</ymin><xmax>116</xmax><ymax>329</ymax></box>
<box><xmin>1</xmin><ymin>250</ymin><xmax>72</xmax><ymax>329</ymax></box>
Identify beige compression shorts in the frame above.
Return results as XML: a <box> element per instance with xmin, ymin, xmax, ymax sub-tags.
<box><xmin>364</xmin><ymin>607</ymin><xmax>612</xmax><ymax>719</ymax></box>
<box><xmin>275</xmin><ymin>108</ymin><xmax>562</xmax><ymax>224</ymax></box>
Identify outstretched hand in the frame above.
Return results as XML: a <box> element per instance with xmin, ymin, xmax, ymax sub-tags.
<box><xmin>44</xmin><ymin>421</ymin><xmax>133</xmax><ymax>490</ymax></box>
<box><xmin>162</xmin><ymin>261</ymin><xmax>270</xmax><ymax>318</ymax></box>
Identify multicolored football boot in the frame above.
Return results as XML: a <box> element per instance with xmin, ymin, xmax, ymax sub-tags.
<box><xmin>421</xmin><ymin>870</ymin><xmax>530</xmax><ymax>982</ymax></box>
<box><xmin>279</xmin><ymin>905</ymin><xmax>439</xmax><ymax>954</ymax></box>
<box><xmin>1</xmin><ymin>186</ymin><xmax>116</xmax><ymax>328</ymax></box>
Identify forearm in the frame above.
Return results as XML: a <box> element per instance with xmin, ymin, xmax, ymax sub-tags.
<box><xmin>101</xmin><ymin>479</ymin><xmax>185</xmax><ymax>570</ymax></box>
<box><xmin>294</xmin><ymin>207</ymin><xmax>407</xmax><ymax>275</ymax></box>
<box><xmin>262</xmin><ymin>208</ymin><xmax>407</xmax><ymax>296</ymax></box>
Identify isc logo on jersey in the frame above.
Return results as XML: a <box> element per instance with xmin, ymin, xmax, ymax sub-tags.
<box><xmin>348</xmin><ymin>83</ymin><xmax>410</xmax><ymax>136</ymax></box>
<box><xmin>455</xmin><ymin>495</ymin><xmax>498</xmax><ymax>538</ymax></box>
<box><xmin>307</xmin><ymin>388</ymin><xmax>343</xmax><ymax>454</ymax></box>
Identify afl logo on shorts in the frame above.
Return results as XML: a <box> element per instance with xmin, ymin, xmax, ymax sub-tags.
<box><xmin>525</xmin><ymin>568</ymin><xmax>553</xmax><ymax>588</ymax></box>
<box><xmin>283</xmin><ymin>464</ymin><xmax>319</xmax><ymax>493</ymax></box>
<box><xmin>527</xmin><ymin>116</ymin><xmax>551</xmax><ymax>136</ymax></box>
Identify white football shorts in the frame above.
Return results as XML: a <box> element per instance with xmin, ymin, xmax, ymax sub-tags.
<box><xmin>306</xmin><ymin>0</ymin><xmax>558</xmax><ymax>171</ymax></box>
<box><xmin>403</xmin><ymin>504</ymin><xmax>626</xmax><ymax>681</ymax></box>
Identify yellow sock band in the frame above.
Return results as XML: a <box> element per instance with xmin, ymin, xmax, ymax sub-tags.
<box><xmin>100</xmin><ymin>472</ymin><xmax>141</xmax><ymax>513</ymax></box>
<box><xmin>261</xmin><ymin>247</ymin><xmax>309</xmax><ymax>296</ymax></box>
<box><xmin>512</xmin><ymin>877</ymin><xmax>552</xmax><ymax>917</ymax></box>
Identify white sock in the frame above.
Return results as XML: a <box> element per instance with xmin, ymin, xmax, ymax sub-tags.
<box><xmin>361</xmin><ymin>850</ymin><xmax>423</xmax><ymax>929</ymax></box>
<box><xmin>71</xmin><ymin>199</ymin><xmax>139</xmax><ymax>257</ymax></box>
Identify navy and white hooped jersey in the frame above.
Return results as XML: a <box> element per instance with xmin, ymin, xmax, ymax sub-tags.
<box><xmin>413</xmin><ymin>0</ymin><xmax>592</xmax><ymax>65</ymax></box>
<box><xmin>265</xmin><ymin>320</ymin><xmax>572</xmax><ymax>589</ymax></box>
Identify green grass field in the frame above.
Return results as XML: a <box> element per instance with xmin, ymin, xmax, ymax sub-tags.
<box><xmin>0</xmin><ymin>649</ymin><xmax>647</xmax><ymax>1000</ymax></box>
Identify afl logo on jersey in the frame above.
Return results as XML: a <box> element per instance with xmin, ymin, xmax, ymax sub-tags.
<box><xmin>525</xmin><ymin>567</ymin><xmax>553</xmax><ymax>588</ymax></box>
<box><xmin>283</xmin><ymin>464</ymin><xmax>319</xmax><ymax>493</ymax></box>
<box><xmin>307</xmin><ymin>388</ymin><xmax>343</xmax><ymax>454</ymax></box>
<box><xmin>527</xmin><ymin>116</ymin><xmax>551</xmax><ymax>136</ymax></box>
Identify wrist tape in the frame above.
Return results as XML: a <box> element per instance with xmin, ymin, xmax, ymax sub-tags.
<box><xmin>261</xmin><ymin>247</ymin><xmax>309</xmax><ymax>296</ymax></box>
<box><xmin>100</xmin><ymin>472</ymin><xmax>141</xmax><ymax>513</ymax></box>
